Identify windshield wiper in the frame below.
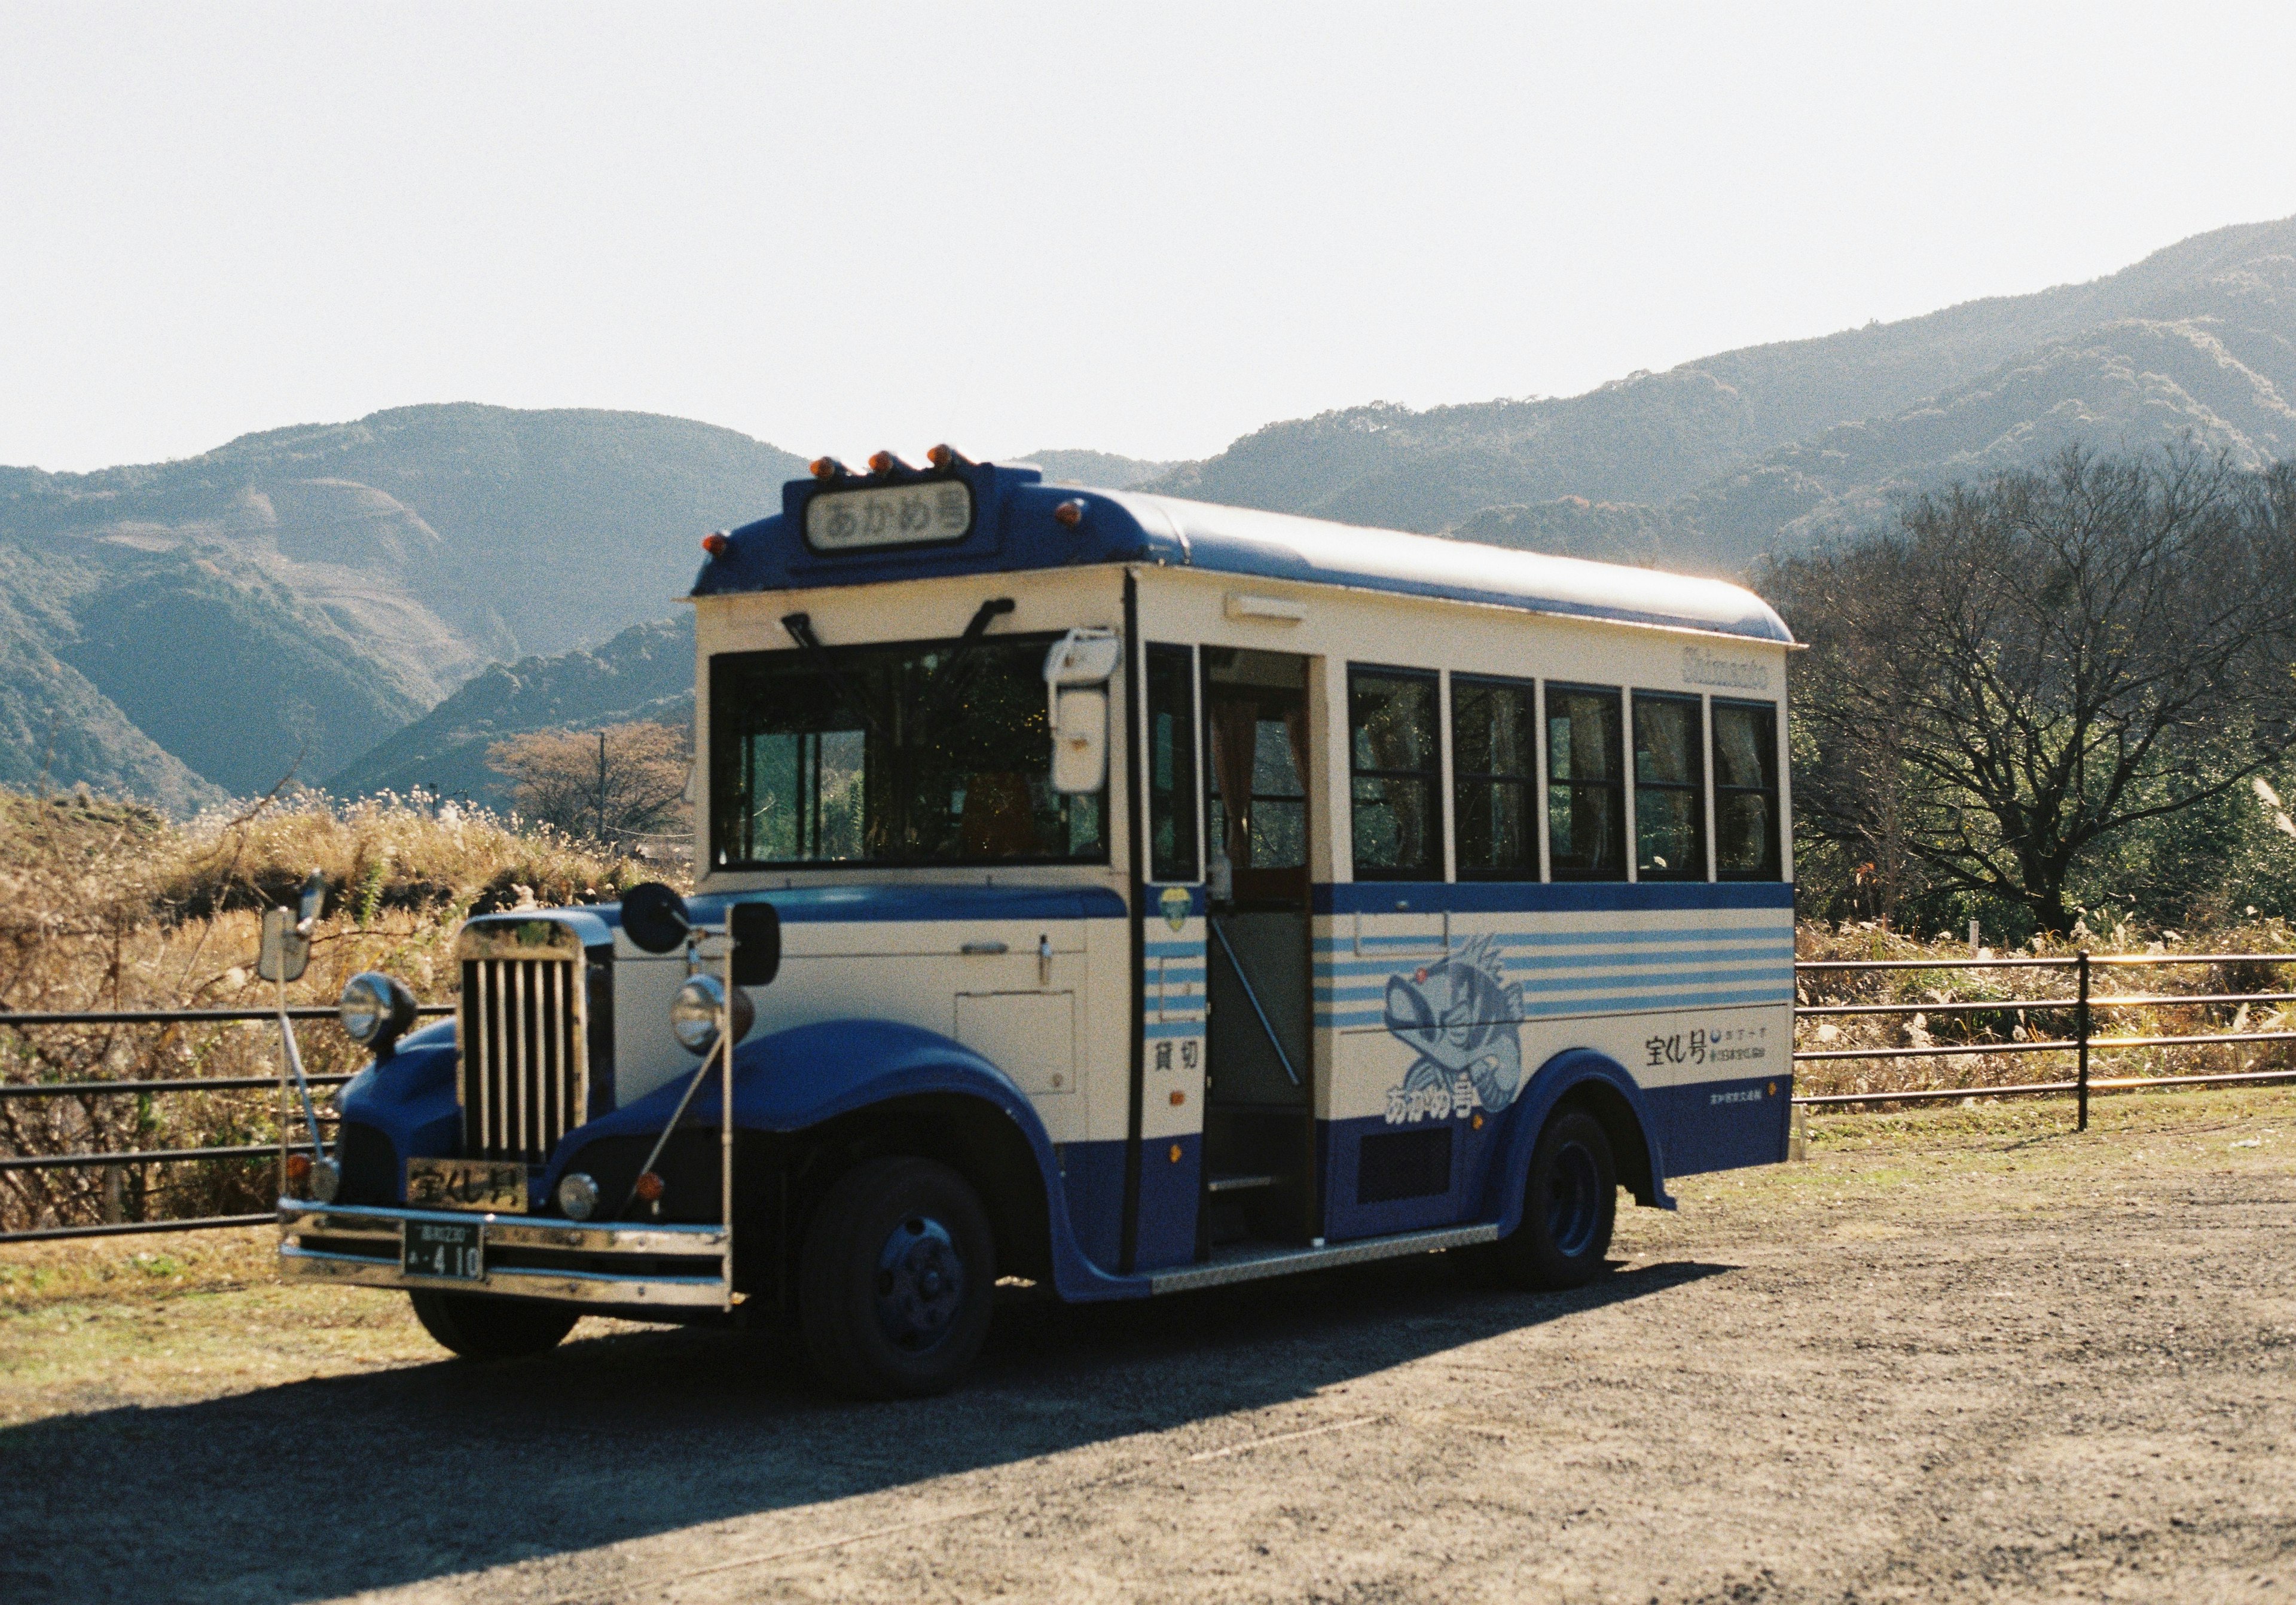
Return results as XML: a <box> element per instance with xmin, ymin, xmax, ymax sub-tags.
<box><xmin>923</xmin><ymin>597</ymin><xmax>1016</xmax><ymax>711</ymax></box>
<box><xmin>780</xmin><ymin>613</ymin><xmax>891</xmax><ymax>741</ymax></box>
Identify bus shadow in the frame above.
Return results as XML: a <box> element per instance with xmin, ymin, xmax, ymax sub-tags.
<box><xmin>0</xmin><ymin>1254</ymin><xmax>1727</xmax><ymax>1603</ymax></box>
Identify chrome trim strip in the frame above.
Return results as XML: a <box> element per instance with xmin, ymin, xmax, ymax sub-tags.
<box><xmin>278</xmin><ymin>1199</ymin><xmax>727</xmax><ymax>1253</ymax></box>
<box><xmin>1147</xmin><ymin>1222</ymin><xmax>1501</xmax><ymax>1294</ymax></box>
<box><xmin>279</xmin><ymin>1243</ymin><xmax>729</xmax><ymax>1307</ymax></box>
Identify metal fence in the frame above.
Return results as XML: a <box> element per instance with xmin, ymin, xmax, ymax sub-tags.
<box><xmin>0</xmin><ymin>1003</ymin><xmax>452</xmax><ymax>1245</ymax></box>
<box><xmin>4</xmin><ymin>952</ymin><xmax>2293</xmax><ymax>1245</ymax></box>
<box><xmin>1791</xmin><ymin>951</ymin><xmax>2296</xmax><ymax>1127</ymax></box>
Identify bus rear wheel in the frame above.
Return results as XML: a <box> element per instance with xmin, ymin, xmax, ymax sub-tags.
<box><xmin>1494</xmin><ymin>1108</ymin><xmax>1616</xmax><ymax>1289</ymax></box>
<box><xmin>799</xmin><ymin>1156</ymin><xmax>996</xmax><ymax>1399</ymax></box>
<box><xmin>409</xmin><ymin>1289</ymin><xmax>578</xmax><ymax>1359</ymax></box>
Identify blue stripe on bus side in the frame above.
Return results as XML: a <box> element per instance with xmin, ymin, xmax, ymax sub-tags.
<box><xmin>1315</xmin><ymin>881</ymin><xmax>1794</xmax><ymax>915</ymax></box>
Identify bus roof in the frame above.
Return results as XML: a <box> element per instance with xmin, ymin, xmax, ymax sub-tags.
<box><xmin>692</xmin><ymin>460</ymin><xmax>1793</xmax><ymax>645</ymax></box>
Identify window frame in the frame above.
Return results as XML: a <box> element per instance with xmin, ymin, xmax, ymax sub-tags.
<box><xmin>706</xmin><ymin>634</ymin><xmax>1111</xmax><ymax>872</ymax></box>
<box><xmin>1543</xmin><ymin>681</ymin><xmax>1628</xmax><ymax>882</ymax></box>
<box><xmin>1449</xmin><ymin>671</ymin><xmax>1540</xmax><ymax>882</ymax></box>
<box><xmin>1631</xmin><ymin>689</ymin><xmax>1708</xmax><ymax>882</ymax></box>
<box><xmin>1709</xmin><ymin>695</ymin><xmax>1782</xmax><ymax>882</ymax></box>
<box><xmin>1144</xmin><ymin>641</ymin><xmax>1201</xmax><ymax>885</ymax></box>
<box><xmin>1347</xmin><ymin>662</ymin><xmax>1446</xmax><ymax>882</ymax></box>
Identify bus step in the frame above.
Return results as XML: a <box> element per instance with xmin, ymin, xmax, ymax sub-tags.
<box><xmin>1205</xmin><ymin>1173</ymin><xmax>1282</xmax><ymax>1195</ymax></box>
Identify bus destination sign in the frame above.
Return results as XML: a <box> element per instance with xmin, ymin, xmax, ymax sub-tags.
<box><xmin>805</xmin><ymin>479</ymin><xmax>973</xmax><ymax>552</ymax></box>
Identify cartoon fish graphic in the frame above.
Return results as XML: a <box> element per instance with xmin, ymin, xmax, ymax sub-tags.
<box><xmin>1382</xmin><ymin>934</ymin><xmax>1525</xmax><ymax>1115</ymax></box>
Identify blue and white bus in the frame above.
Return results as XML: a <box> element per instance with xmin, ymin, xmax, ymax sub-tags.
<box><xmin>282</xmin><ymin>448</ymin><xmax>1796</xmax><ymax>1396</ymax></box>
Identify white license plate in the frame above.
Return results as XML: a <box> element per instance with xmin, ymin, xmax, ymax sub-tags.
<box><xmin>406</xmin><ymin>1157</ymin><xmax>527</xmax><ymax>1212</ymax></box>
<box><xmin>402</xmin><ymin>1218</ymin><xmax>483</xmax><ymax>1281</ymax></box>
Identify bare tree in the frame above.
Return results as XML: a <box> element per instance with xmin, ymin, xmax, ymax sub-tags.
<box><xmin>487</xmin><ymin>720</ymin><xmax>692</xmax><ymax>843</ymax></box>
<box><xmin>1767</xmin><ymin>448</ymin><xmax>2296</xmax><ymax>932</ymax></box>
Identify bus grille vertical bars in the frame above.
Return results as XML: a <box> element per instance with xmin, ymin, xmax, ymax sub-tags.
<box><xmin>459</xmin><ymin>954</ymin><xmax>585</xmax><ymax>1166</ymax></box>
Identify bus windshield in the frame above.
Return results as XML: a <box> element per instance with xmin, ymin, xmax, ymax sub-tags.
<box><xmin>709</xmin><ymin>633</ymin><xmax>1106</xmax><ymax>869</ymax></box>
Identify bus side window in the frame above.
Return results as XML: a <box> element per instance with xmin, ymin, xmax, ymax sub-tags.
<box><xmin>1712</xmin><ymin>698</ymin><xmax>1781</xmax><ymax>879</ymax></box>
<box><xmin>1146</xmin><ymin>644</ymin><xmax>1199</xmax><ymax>882</ymax></box>
<box><xmin>1633</xmin><ymin>692</ymin><xmax>1706</xmax><ymax>881</ymax></box>
<box><xmin>1348</xmin><ymin>667</ymin><xmax>1442</xmax><ymax>880</ymax></box>
<box><xmin>1452</xmin><ymin>674</ymin><xmax>1537</xmax><ymax>879</ymax></box>
<box><xmin>1546</xmin><ymin>684</ymin><xmax>1625</xmax><ymax>879</ymax></box>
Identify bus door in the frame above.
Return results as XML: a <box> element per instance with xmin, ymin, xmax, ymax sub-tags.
<box><xmin>1199</xmin><ymin>648</ymin><xmax>1317</xmax><ymax>1250</ymax></box>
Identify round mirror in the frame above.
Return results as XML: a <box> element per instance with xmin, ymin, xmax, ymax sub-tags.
<box><xmin>619</xmin><ymin>881</ymin><xmax>691</xmax><ymax>954</ymax></box>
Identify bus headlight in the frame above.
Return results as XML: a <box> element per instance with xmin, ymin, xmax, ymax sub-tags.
<box><xmin>556</xmin><ymin>1171</ymin><xmax>600</xmax><ymax>1221</ymax></box>
<box><xmin>670</xmin><ymin>975</ymin><xmax>755</xmax><ymax>1056</ymax></box>
<box><xmin>338</xmin><ymin>971</ymin><xmax>418</xmax><ymax>1054</ymax></box>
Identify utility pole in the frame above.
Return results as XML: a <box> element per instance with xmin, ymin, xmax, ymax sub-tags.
<box><xmin>597</xmin><ymin>729</ymin><xmax>608</xmax><ymax>843</ymax></box>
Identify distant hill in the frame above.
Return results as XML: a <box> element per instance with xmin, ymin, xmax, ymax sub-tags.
<box><xmin>1142</xmin><ymin>216</ymin><xmax>2296</xmax><ymax>571</ymax></box>
<box><xmin>329</xmin><ymin>614</ymin><xmax>695</xmax><ymax>806</ymax></box>
<box><xmin>1023</xmin><ymin>450</ymin><xmax>1177</xmax><ymax>489</ymax></box>
<box><xmin>0</xmin><ymin>406</ymin><xmax>802</xmax><ymax>801</ymax></box>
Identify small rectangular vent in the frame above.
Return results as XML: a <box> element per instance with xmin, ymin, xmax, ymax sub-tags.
<box><xmin>1356</xmin><ymin>1126</ymin><xmax>1453</xmax><ymax>1204</ymax></box>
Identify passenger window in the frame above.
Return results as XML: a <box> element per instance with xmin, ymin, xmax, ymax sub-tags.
<box><xmin>1349</xmin><ymin>667</ymin><xmax>1442</xmax><ymax>879</ymax></box>
<box><xmin>1712</xmin><ymin>699</ymin><xmax>1781</xmax><ymax>879</ymax></box>
<box><xmin>1546</xmin><ymin>685</ymin><xmax>1625</xmax><ymax>879</ymax></box>
<box><xmin>1452</xmin><ymin>675</ymin><xmax>1537</xmax><ymax>879</ymax></box>
<box><xmin>1633</xmin><ymin>692</ymin><xmax>1706</xmax><ymax>880</ymax></box>
<box><xmin>1145</xmin><ymin>644</ymin><xmax>1199</xmax><ymax>882</ymax></box>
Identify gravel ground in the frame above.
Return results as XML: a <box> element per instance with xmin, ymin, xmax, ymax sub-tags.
<box><xmin>2</xmin><ymin>1090</ymin><xmax>2292</xmax><ymax>1604</ymax></box>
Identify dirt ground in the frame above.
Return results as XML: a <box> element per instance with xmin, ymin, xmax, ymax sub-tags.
<box><xmin>2</xmin><ymin>1088</ymin><xmax>2292</xmax><ymax>1604</ymax></box>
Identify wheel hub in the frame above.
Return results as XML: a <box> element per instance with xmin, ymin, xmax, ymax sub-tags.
<box><xmin>1545</xmin><ymin>1140</ymin><xmax>1601</xmax><ymax>1258</ymax></box>
<box><xmin>874</xmin><ymin>1214</ymin><xmax>966</xmax><ymax>1351</ymax></box>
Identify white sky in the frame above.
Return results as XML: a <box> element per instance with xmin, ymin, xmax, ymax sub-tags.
<box><xmin>3</xmin><ymin>1</ymin><xmax>2292</xmax><ymax>474</ymax></box>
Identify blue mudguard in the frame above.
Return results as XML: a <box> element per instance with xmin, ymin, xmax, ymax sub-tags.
<box><xmin>335</xmin><ymin>1020</ymin><xmax>460</xmax><ymax>1203</ymax></box>
<box><xmin>1483</xmin><ymin>1048</ymin><xmax>1676</xmax><ymax>1236</ymax></box>
<box><xmin>539</xmin><ymin>1019</ymin><xmax>1147</xmax><ymax>1303</ymax></box>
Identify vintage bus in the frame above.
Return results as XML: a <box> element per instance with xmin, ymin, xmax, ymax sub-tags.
<box><xmin>281</xmin><ymin>449</ymin><xmax>1796</xmax><ymax>1396</ymax></box>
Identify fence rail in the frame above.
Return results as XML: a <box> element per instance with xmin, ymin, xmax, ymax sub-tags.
<box><xmin>4</xmin><ymin>954</ymin><xmax>2294</xmax><ymax>1245</ymax></box>
<box><xmin>1788</xmin><ymin>950</ymin><xmax>2296</xmax><ymax>1126</ymax></box>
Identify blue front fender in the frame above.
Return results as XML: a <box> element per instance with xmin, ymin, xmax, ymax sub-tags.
<box><xmin>336</xmin><ymin>1020</ymin><xmax>459</xmax><ymax>1203</ymax></box>
<box><xmin>542</xmin><ymin>1019</ymin><xmax>1147</xmax><ymax>1303</ymax></box>
<box><xmin>1484</xmin><ymin>1048</ymin><xmax>1675</xmax><ymax>1236</ymax></box>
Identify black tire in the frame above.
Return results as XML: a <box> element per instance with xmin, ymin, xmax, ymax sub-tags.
<box><xmin>408</xmin><ymin>1289</ymin><xmax>579</xmax><ymax>1360</ymax></box>
<box><xmin>798</xmin><ymin>1156</ymin><xmax>995</xmax><ymax>1399</ymax></box>
<box><xmin>1494</xmin><ymin>1107</ymin><xmax>1617</xmax><ymax>1290</ymax></box>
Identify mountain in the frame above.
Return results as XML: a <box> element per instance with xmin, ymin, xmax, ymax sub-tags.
<box><xmin>328</xmin><ymin>614</ymin><xmax>696</xmax><ymax>806</ymax></box>
<box><xmin>1141</xmin><ymin>216</ymin><xmax>2296</xmax><ymax>571</ymax></box>
<box><xmin>0</xmin><ymin>406</ymin><xmax>803</xmax><ymax>802</ymax></box>
<box><xmin>1023</xmin><ymin>450</ymin><xmax>1178</xmax><ymax>489</ymax></box>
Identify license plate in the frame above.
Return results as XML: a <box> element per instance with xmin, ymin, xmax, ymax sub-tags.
<box><xmin>403</xmin><ymin>1218</ymin><xmax>484</xmax><ymax>1281</ymax></box>
<box><xmin>406</xmin><ymin>1157</ymin><xmax>527</xmax><ymax>1212</ymax></box>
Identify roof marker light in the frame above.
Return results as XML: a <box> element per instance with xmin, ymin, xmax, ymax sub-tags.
<box><xmin>810</xmin><ymin>456</ymin><xmax>847</xmax><ymax>481</ymax></box>
<box><xmin>701</xmin><ymin>531</ymin><xmax>730</xmax><ymax>558</ymax></box>
<box><xmin>1054</xmin><ymin>499</ymin><xmax>1086</xmax><ymax>529</ymax></box>
<box><xmin>927</xmin><ymin>444</ymin><xmax>971</xmax><ymax>470</ymax></box>
<box><xmin>868</xmin><ymin>450</ymin><xmax>912</xmax><ymax>476</ymax></box>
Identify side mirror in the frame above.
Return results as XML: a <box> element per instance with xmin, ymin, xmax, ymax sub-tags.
<box><xmin>258</xmin><ymin>906</ymin><xmax>312</xmax><ymax>983</ymax></box>
<box><xmin>1051</xmin><ymin>687</ymin><xmax>1109</xmax><ymax>794</ymax></box>
<box><xmin>1043</xmin><ymin>627</ymin><xmax>1119</xmax><ymax>796</ymax></box>
<box><xmin>621</xmin><ymin>881</ymin><xmax>691</xmax><ymax>954</ymax></box>
<box><xmin>729</xmin><ymin>901</ymin><xmax>781</xmax><ymax>987</ymax></box>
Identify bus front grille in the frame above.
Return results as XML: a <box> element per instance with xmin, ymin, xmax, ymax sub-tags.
<box><xmin>459</xmin><ymin>953</ymin><xmax>587</xmax><ymax>1165</ymax></box>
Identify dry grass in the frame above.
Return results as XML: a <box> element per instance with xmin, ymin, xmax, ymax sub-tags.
<box><xmin>0</xmin><ymin>790</ymin><xmax>683</xmax><ymax>1234</ymax></box>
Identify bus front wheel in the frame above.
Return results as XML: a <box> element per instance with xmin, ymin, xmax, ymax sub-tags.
<box><xmin>798</xmin><ymin>1156</ymin><xmax>996</xmax><ymax>1399</ymax></box>
<box><xmin>1494</xmin><ymin>1108</ymin><xmax>1616</xmax><ymax>1289</ymax></box>
<box><xmin>409</xmin><ymin>1289</ymin><xmax>578</xmax><ymax>1359</ymax></box>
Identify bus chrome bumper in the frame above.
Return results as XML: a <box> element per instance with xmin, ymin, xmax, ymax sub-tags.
<box><xmin>276</xmin><ymin>1199</ymin><xmax>729</xmax><ymax>1308</ymax></box>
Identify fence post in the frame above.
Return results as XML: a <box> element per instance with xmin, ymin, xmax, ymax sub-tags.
<box><xmin>2075</xmin><ymin>950</ymin><xmax>2091</xmax><ymax>1132</ymax></box>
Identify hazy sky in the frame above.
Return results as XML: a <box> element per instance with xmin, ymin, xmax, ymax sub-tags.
<box><xmin>4</xmin><ymin>2</ymin><xmax>2292</xmax><ymax>473</ymax></box>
